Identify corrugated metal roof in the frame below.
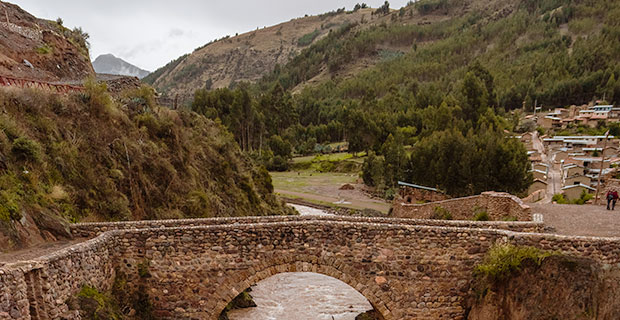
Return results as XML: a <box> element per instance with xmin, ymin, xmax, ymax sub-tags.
<box><xmin>397</xmin><ymin>181</ymin><xmax>442</xmax><ymax>193</ymax></box>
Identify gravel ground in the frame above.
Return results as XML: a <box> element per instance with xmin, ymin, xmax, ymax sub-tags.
<box><xmin>531</xmin><ymin>203</ymin><xmax>620</xmax><ymax>237</ymax></box>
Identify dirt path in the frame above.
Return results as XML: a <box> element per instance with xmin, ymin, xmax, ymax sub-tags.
<box><xmin>532</xmin><ymin>203</ymin><xmax>620</xmax><ymax>237</ymax></box>
<box><xmin>0</xmin><ymin>238</ymin><xmax>87</xmax><ymax>266</ymax></box>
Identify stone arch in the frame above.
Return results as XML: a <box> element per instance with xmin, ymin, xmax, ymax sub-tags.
<box><xmin>212</xmin><ymin>255</ymin><xmax>392</xmax><ymax>320</ymax></box>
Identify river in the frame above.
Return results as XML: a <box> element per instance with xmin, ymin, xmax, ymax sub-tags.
<box><xmin>227</xmin><ymin>204</ymin><xmax>372</xmax><ymax>320</ymax></box>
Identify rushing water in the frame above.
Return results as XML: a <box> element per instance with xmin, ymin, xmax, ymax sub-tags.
<box><xmin>227</xmin><ymin>204</ymin><xmax>372</xmax><ymax>320</ymax></box>
<box><xmin>289</xmin><ymin>203</ymin><xmax>332</xmax><ymax>216</ymax></box>
<box><xmin>227</xmin><ymin>272</ymin><xmax>372</xmax><ymax>320</ymax></box>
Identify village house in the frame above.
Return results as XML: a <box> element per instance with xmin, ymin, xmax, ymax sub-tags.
<box><xmin>563</xmin><ymin>164</ymin><xmax>585</xmax><ymax>178</ymax></box>
<box><xmin>554</xmin><ymin>150</ymin><xmax>569</xmax><ymax>162</ymax></box>
<box><xmin>554</xmin><ymin>150</ymin><xmax>568</xmax><ymax>163</ymax></box>
<box><xmin>564</xmin><ymin>174</ymin><xmax>592</xmax><ymax>187</ymax></box>
<box><xmin>531</xmin><ymin>169</ymin><xmax>547</xmax><ymax>181</ymax></box>
<box><xmin>561</xmin><ymin>184</ymin><xmax>595</xmax><ymax>201</ymax></box>
<box><xmin>528</xmin><ymin>179</ymin><xmax>548</xmax><ymax>195</ymax></box>
<box><xmin>571</xmin><ymin>157</ymin><xmax>612</xmax><ymax>170</ymax></box>
<box><xmin>533</xmin><ymin>163</ymin><xmax>549</xmax><ymax>175</ymax></box>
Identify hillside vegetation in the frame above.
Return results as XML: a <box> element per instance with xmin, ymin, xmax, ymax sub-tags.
<box><xmin>188</xmin><ymin>0</ymin><xmax>619</xmax><ymax>197</ymax></box>
<box><xmin>0</xmin><ymin>84</ymin><xmax>290</xmax><ymax>250</ymax></box>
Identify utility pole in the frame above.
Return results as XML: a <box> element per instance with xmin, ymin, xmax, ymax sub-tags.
<box><xmin>594</xmin><ymin>131</ymin><xmax>610</xmax><ymax>205</ymax></box>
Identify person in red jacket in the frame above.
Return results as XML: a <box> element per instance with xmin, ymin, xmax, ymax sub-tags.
<box><xmin>606</xmin><ymin>189</ymin><xmax>619</xmax><ymax>210</ymax></box>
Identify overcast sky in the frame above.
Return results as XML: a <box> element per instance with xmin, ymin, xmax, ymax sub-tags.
<box><xmin>12</xmin><ymin>0</ymin><xmax>410</xmax><ymax>71</ymax></box>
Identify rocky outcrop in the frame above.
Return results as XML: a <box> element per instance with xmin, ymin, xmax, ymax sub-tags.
<box><xmin>466</xmin><ymin>255</ymin><xmax>620</xmax><ymax>320</ymax></box>
<box><xmin>0</xmin><ymin>1</ymin><xmax>94</xmax><ymax>81</ymax></box>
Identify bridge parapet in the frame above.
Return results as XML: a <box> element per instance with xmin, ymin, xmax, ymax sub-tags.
<box><xmin>70</xmin><ymin>215</ymin><xmax>545</xmax><ymax>238</ymax></box>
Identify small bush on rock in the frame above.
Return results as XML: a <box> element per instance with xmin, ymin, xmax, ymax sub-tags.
<box><xmin>474</xmin><ymin>244</ymin><xmax>555</xmax><ymax>282</ymax></box>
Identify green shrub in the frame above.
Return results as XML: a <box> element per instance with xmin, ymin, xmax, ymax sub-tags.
<box><xmin>0</xmin><ymin>190</ymin><xmax>21</xmax><ymax>222</ymax></box>
<box><xmin>84</xmin><ymin>77</ymin><xmax>113</xmax><ymax>116</ymax></box>
<box><xmin>268</xmin><ymin>155</ymin><xmax>289</xmax><ymax>171</ymax></box>
<box><xmin>474</xmin><ymin>244</ymin><xmax>554</xmax><ymax>282</ymax></box>
<box><xmin>430</xmin><ymin>206</ymin><xmax>452</xmax><ymax>220</ymax></box>
<box><xmin>137</xmin><ymin>260</ymin><xmax>151</xmax><ymax>278</ymax></box>
<box><xmin>298</xmin><ymin>29</ymin><xmax>321</xmax><ymax>46</ymax></box>
<box><xmin>36</xmin><ymin>45</ymin><xmax>52</xmax><ymax>54</ymax></box>
<box><xmin>552</xmin><ymin>193</ymin><xmax>569</xmax><ymax>204</ymax></box>
<box><xmin>573</xmin><ymin>190</ymin><xmax>593</xmax><ymax>205</ymax></box>
<box><xmin>11</xmin><ymin>137</ymin><xmax>41</xmax><ymax>162</ymax></box>
<box><xmin>473</xmin><ymin>210</ymin><xmax>490</xmax><ymax>221</ymax></box>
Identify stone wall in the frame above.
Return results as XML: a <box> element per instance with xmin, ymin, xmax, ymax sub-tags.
<box><xmin>0</xmin><ymin>233</ymin><xmax>119</xmax><ymax>319</ymax></box>
<box><xmin>397</xmin><ymin>186</ymin><xmax>449</xmax><ymax>203</ymax></box>
<box><xmin>522</xmin><ymin>189</ymin><xmax>546</xmax><ymax>203</ymax></box>
<box><xmin>391</xmin><ymin>192</ymin><xmax>532</xmax><ymax>221</ymax></box>
<box><xmin>4</xmin><ymin>217</ymin><xmax>620</xmax><ymax>320</ymax></box>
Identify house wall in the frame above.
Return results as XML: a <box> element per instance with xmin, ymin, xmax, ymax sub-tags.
<box><xmin>532</xmin><ymin>171</ymin><xmax>546</xmax><ymax>180</ymax></box>
<box><xmin>563</xmin><ymin>187</ymin><xmax>592</xmax><ymax>201</ymax></box>
<box><xmin>528</xmin><ymin>181</ymin><xmax>547</xmax><ymax>195</ymax></box>
<box><xmin>565</xmin><ymin>176</ymin><xmax>592</xmax><ymax>187</ymax></box>
<box><xmin>565</xmin><ymin>166</ymin><xmax>585</xmax><ymax>177</ymax></box>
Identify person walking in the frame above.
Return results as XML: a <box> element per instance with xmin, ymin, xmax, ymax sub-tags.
<box><xmin>613</xmin><ymin>189</ymin><xmax>619</xmax><ymax>210</ymax></box>
<box><xmin>607</xmin><ymin>190</ymin><xmax>614</xmax><ymax>210</ymax></box>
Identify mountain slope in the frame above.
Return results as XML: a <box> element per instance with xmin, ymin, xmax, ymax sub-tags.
<box><xmin>264</xmin><ymin>0</ymin><xmax>620</xmax><ymax>108</ymax></box>
<box><xmin>93</xmin><ymin>53</ymin><xmax>150</xmax><ymax>79</ymax></box>
<box><xmin>0</xmin><ymin>84</ymin><xmax>291</xmax><ymax>251</ymax></box>
<box><xmin>145</xmin><ymin>7</ymin><xmax>385</xmax><ymax>102</ymax></box>
<box><xmin>0</xmin><ymin>1</ymin><xmax>94</xmax><ymax>81</ymax></box>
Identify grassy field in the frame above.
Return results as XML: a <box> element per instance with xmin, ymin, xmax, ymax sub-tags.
<box><xmin>291</xmin><ymin>152</ymin><xmax>367</xmax><ymax>164</ymax></box>
<box><xmin>271</xmin><ymin>171</ymin><xmax>359</xmax><ymax>191</ymax></box>
<box><xmin>270</xmin><ymin>169</ymin><xmax>391</xmax><ymax>213</ymax></box>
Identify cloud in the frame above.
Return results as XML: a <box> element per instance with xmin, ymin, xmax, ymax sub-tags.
<box><xmin>13</xmin><ymin>0</ymin><xmax>411</xmax><ymax>71</ymax></box>
<box><xmin>168</xmin><ymin>28</ymin><xmax>185</xmax><ymax>38</ymax></box>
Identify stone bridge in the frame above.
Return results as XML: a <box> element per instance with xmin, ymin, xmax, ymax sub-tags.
<box><xmin>1</xmin><ymin>216</ymin><xmax>620</xmax><ymax>320</ymax></box>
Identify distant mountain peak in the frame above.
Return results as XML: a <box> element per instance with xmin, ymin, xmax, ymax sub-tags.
<box><xmin>92</xmin><ymin>54</ymin><xmax>150</xmax><ymax>79</ymax></box>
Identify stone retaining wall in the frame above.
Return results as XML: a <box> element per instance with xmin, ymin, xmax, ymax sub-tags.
<box><xmin>0</xmin><ymin>234</ymin><xmax>119</xmax><ymax>319</ymax></box>
<box><xmin>391</xmin><ymin>192</ymin><xmax>532</xmax><ymax>221</ymax></box>
<box><xmin>522</xmin><ymin>189</ymin><xmax>546</xmax><ymax>203</ymax></box>
<box><xmin>3</xmin><ymin>217</ymin><xmax>619</xmax><ymax>320</ymax></box>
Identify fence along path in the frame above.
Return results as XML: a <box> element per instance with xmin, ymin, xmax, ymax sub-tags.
<box><xmin>0</xmin><ymin>75</ymin><xmax>84</xmax><ymax>94</ymax></box>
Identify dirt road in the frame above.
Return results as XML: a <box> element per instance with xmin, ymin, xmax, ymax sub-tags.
<box><xmin>532</xmin><ymin>203</ymin><xmax>620</xmax><ymax>237</ymax></box>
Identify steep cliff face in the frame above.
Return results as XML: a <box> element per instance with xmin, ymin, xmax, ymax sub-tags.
<box><xmin>466</xmin><ymin>255</ymin><xmax>620</xmax><ymax>320</ymax></box>
<box><xmin>0</xmin><ymin>1</ymin><xmax>94</xmax><ymax>81</ymax></box>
